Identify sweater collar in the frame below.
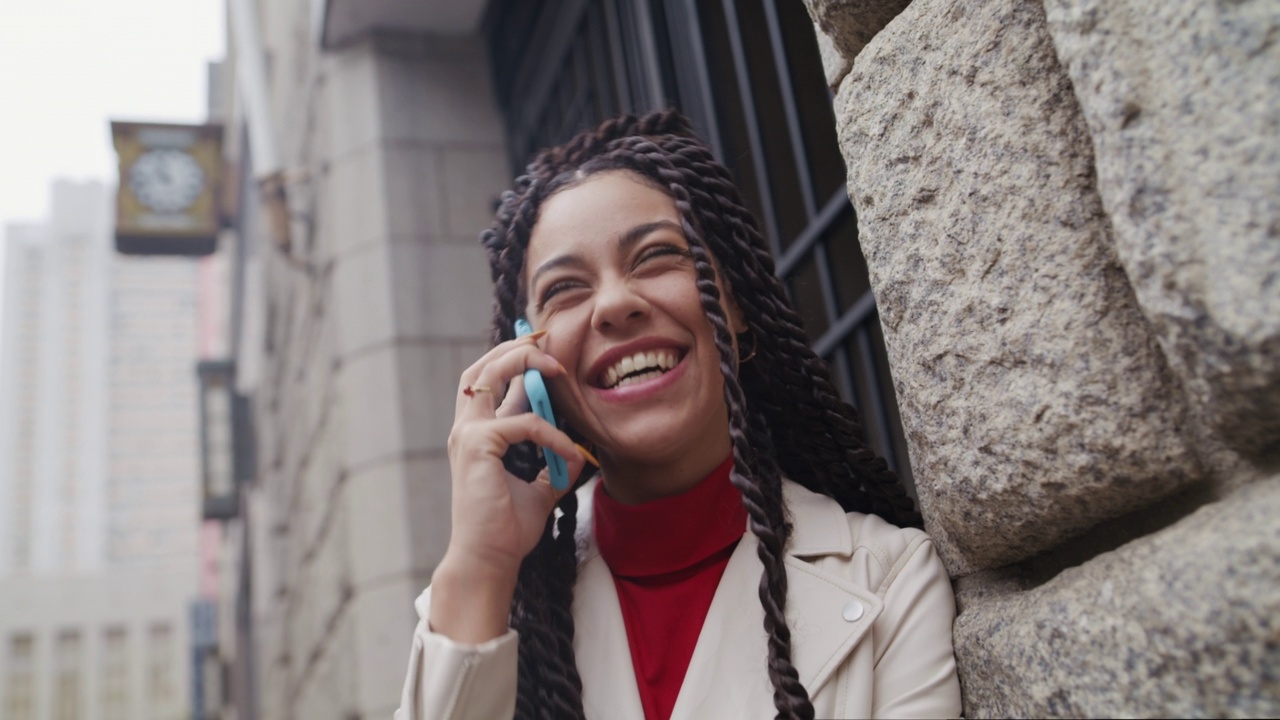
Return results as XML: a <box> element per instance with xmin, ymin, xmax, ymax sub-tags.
<box><xmin>572</xmin><ymin>473</ymin><xmax>857</xmax><ymax>566</ymax></box>
<box><xmin>592</xmin><ymin>455</ymin><xmax>745</xmax><ymax>577</ymax></box>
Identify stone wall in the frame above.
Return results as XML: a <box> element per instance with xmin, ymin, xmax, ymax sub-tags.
<box><xmin>805</xmin><ymin>0</ymin><xmax>1279</xmax><ymax>715</ymax></box>
<box><xmin>244</xmin><ymin>3</ymin><xmax>507</xmax><ymax>716</ymax></box>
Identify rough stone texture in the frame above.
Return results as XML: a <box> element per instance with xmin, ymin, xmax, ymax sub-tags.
<box><xmin>803</xmin><ymin>0</ymin><xmax>913</xmax><ymax>89</ymax></box>
<box><xmin>952</xmin><ymin>476</ymin><xmax>1280</xmax><ymax>717</ymax></box>
<box><xmin>835</xmin><ymin>0</ymin><xmax>1203</xmax><ymax>575</ymax></box>
<box><xmin>1042</xmin><ymin>0</ymin><xmax>1280</xmax><ymax>462</ymax></box>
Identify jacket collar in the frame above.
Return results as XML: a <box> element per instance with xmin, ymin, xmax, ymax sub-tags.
<box><xmin>572</xmin><ymin>476</ymin><xmax>883</xmax><ymax>719</ymax></box>
<box><xmin>782</xmin><ymin>478</ymin><xmax>856</xmax><ymax>558</ymax></box>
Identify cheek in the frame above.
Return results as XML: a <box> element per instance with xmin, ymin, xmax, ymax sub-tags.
<box><xmin>648</xmin><ymin>272</ymin><xmax>704</xmax><ymax>311</ymax></box>
<box><xmin>539</xmin><ymin>318</ymin><xmax>590</xmax><ymax>408</ymax></box>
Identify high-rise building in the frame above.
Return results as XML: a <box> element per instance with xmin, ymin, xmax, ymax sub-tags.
<box><xmin>0</xmin><ymin>180</ymin><xmax>197</xmax><ymax>720</ymax></box>
<box><xmin>0</xmin><ymin>181</ymin><xmax>111</xmax><ymax>576</ymax></box>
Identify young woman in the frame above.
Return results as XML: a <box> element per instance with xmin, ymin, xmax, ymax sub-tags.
<box><xmin>396</xmin><ymin>111</ymin><xmax>961</xmax><ymax>720</ymax></box>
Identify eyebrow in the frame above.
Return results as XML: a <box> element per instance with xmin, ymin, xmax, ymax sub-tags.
<box><xmin>529</xmin><ymin>219</ymin><xmax>685</xmax><ymax>290</ymax></box>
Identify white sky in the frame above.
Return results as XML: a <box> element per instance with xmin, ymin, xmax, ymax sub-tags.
<box><xmin>0</xmin><ymin>0</ymin><xmax>226</xmax><ymax>298</ymax></box>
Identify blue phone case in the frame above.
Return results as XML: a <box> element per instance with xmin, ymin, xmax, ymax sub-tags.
<box><xmin>515</xmin><ymin>318</ymin><xmax>570</xmax><ymax>491</ymax></box>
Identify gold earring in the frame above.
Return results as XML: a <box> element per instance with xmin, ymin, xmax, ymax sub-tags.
<box><xmin>736</xmin><ymin>329</ymin><xmax>757</xmax><ymax>364</ymax></box>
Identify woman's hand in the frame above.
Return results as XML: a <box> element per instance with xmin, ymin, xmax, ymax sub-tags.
<box><xmin>429</xmin><ymin>332</ymin><xmax>588</xmax><ymax>644</ymax></box>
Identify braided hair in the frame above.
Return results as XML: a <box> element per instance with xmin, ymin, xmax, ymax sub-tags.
<box><xmin>479</xmin><ymin>110</ymin><xmax>920</xmax><ymax>720</ymax></box>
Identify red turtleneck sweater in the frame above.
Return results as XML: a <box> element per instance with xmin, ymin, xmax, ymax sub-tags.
<box><xmin>592</xmin><ymin>456</ymin><xmax>747</xmax><ymax>720</ymax></box>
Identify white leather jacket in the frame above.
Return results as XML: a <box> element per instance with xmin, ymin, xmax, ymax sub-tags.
<box><xmin>396</xmin><ymin>478</ymin><xmax>962</xmax><ymax>719</ymax></box>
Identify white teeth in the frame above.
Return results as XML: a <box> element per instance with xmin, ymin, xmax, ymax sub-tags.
<box><xmin>616</xmin><ymin>370</ymin><xmax>663</xmax><ymax>388</ymax></box>
<box><xmin>601</xmin><ymin>349</ymin><xmax>680</xmax><ymax>389</ymax></box>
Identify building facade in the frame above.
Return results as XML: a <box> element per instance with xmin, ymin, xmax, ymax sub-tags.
<box><xmin>208</xmin><ymin>0</ymin><xmax>1278</xmax><ymax>717</ymax></box>
<box><xmin>0</xmin><ymin>181</ymin><xmax>200</xmax><ymax>720</ymax></box>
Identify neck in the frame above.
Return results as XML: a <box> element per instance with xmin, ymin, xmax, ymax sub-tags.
<box><xmin>597</xmin><ymin>436</ymin><xmax>734</xmax><ymax>505</ymax></box>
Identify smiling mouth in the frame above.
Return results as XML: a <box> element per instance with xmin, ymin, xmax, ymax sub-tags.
<box><xmin>599</xmin><ymin>349</ymin><xmax>682</xmax><ymax>389</ymax></box>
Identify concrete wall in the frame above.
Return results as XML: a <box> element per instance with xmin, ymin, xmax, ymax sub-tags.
<box><xmin>244</xmin><ymin>2</ymin><xmax>508</xmax><ymax>715</ymax></box>
<box><xmin>805</xmin><ymin>0</ymin><xmax>1279</xmax><ymax>715</ymax></box>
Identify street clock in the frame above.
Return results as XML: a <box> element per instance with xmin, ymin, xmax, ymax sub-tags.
<box><xmin>111</xmin><ymin>121</ymin><xmax>224</xmax><ymax>255</ymax></box>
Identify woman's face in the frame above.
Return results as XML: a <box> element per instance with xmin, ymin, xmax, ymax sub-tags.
<box><xmin>523</xmin><ymin>170</ymin><xmax>743</xmax><ymax>500</ymax></box>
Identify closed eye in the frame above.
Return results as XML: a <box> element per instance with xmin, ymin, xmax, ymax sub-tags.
<box><xmin>634</xmin><ymin>243</ymin><xmax>692</xmax><ymax>268</ymax></box>
<box><xmin>536</xmin><ymin>277</ymin><xmax>585</xmax><ymax>310</ymax></box>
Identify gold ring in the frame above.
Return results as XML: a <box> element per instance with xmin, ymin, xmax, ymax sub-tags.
<box><xmin>463</xmin><ymin>385</ymin><xmax>491</xmax><ymax>397</ymax></box>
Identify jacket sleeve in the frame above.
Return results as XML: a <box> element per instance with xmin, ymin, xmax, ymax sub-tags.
<box><xmin>395</xmin><ymin>587</ymin><xmax>519</xmax><ymax>720</ymax></box>
<box><xmin>870</xmin><ymin>536</ymin><xmax>963</xmax><ymax>719</ymax></box>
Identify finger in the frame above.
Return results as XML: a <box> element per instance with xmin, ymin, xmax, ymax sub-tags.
<box><xmin>459</xmin><ymin>344</ymin><xmax>566</xmax><ymax>419</ymax></box>
<box><xmin>495</xmin><ymin>374</ymin><xmax>527</xmax><ymax>419</ymax></box>
<box><xmin>531</xmin><ymin>467</ymin><xmax>575</xmax><ymax>514</ymax></box>
<box><xmin>458</xmin><ymin>330</ymin><xmax>549</xmax><ymax>387</ymax></box>
<box><xmin>464</xmin><ymin>414</ymin><xmax>589</xmax><ymax>483</ymax></box>
<box><xmin>455</xmin><ymin>337</ymin><xmax>555</xmax><ymax>421</ymax></box>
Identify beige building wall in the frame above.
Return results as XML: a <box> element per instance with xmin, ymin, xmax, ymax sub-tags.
<box><xmin>805</xmin><ymin>0</ymin><xmax>1279</xmax><ymax>715</ymax></box>
<box><xmin>227</xmin><ymin>1</ymin><xmax>508</xmax><ymax>716</ymax></box>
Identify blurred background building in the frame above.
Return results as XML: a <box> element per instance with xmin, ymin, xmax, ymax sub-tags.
<box><xmin>193</xmin><ymin>0</ymin><xmax>1280</xmax><ymax>718</ymax></box>
<box><xmin>0</xmin><ymin>181</ymin><xmax>199</xmax><ymax>719</ymax></box>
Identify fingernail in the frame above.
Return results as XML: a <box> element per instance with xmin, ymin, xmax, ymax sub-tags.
<box><xmin>574</xmin><ymin>443</ymin><xmax>600</xmax><ymax>468</ymax></box>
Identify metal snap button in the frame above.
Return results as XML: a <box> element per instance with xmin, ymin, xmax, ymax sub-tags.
<box><xmin>842</xmin><ymin>600</ymin><xmax>864</xmax><ymax>622</ymax></box>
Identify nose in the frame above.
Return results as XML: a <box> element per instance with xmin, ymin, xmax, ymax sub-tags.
<box><xmin>591</xmin><ymin>274</ymin><xmax>649</xmax><ymax>331</ymax></box>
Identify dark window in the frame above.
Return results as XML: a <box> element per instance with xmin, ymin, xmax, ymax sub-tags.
<box><xmin>486</xmin><ymin>0</ymin><xmax>914</xmax><ymax>490</ymax></box>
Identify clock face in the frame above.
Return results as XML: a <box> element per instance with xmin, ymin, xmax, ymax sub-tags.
<box><xmin>128</xmin><ymin>148</ymin><xmax>205</xmax><ymax>214</ymax></box>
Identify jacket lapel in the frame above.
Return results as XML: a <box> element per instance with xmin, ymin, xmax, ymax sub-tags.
<box><xmin>782</xmin><ymin>480</ymin><xmax>885</xmax><ymax>693</ymax></box>
<box><xmin>574</xmin><ymin>551</ymin><xmax>647</xmax><ymax>720</ymax></box>
<box><xmin>572</xmin><ymin>478</ymin><xmax>646</xmax><ymax>720</ymax></box>
<box><xmin>669</xmin><ymin>482</ymin><xmax>883</xmax><ymax>719</ymax></box>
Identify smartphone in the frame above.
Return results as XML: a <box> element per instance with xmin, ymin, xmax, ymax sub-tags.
<box><xmin>515</xmin><ymin>318</ymin><xmax>570</xmax><ymax>490</ymax></box>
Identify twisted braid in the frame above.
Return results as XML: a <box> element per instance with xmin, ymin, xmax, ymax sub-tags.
<box><xmin>614</xmin><ymin>137</ymin><xmax>813</xmax><ymax>718</ymax></box>
<box><xmin>660</xmin><ymin>136</ymin><xmax>921</xmax><ymax>526</ymax></box>
<box><xmin>478</xmin><ymin>110</ymin><xmax>919</xmax><ymax>719</ymax></box>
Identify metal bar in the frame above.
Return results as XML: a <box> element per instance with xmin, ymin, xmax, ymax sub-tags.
<box><xmin>629</xmin><ymin>0</ymin><xmax>668</xmax><ymax>109</ymax></box>
<box><xmin>603</xmin><ymin>0</ymin><xmax>635</xmax><ymax>113</ymax></box>
<box><xmin>720</xmin><ymin>0</ymin><xmax>782</xmax><ymax>257</ymax></box>
<box><xmin>554</xmin><ymin>78</ymin><xmax>592</xmax><ymax>142</ymax></box>
<box><xmin>776</xmin><ymin>190</ymin><xmax>847</xmax><ymax>278</ymax></box>
<box><xmin>813</xmin><ymin>240</ymin><xmax>842</xmax><ymax>337</ymax></box>
<box><xmin>585</xmin><ymin>4</ymin><xmax>617</xmax><ymax>119</ymax></box>
<box><xmin>854</xmin><ymin>324</ymin><xmax>897</xmax><ymax>470</ymax></box>
<box><xmin>761</xmin><ymin>0</ymin><xmax>818</xmax><ymax>220</ymax></box>
<box><xmin>662</xmin><ymin>0</ymin><xmax>722</xmax><ymax>158</ymax></box>
<box><xmin>514</xmin><ymin>0</ymin><xmax>591</xmax><ymax>139</ymax></box>
<box><xmin>829</xmin><ymin>346</ymin><xmax>856</xmax><ymax>407</ymax></box>
<box><xmin>813</xmin><ymin>289</ymin><xmax>876</xmax><ymax>358</ymax></box>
